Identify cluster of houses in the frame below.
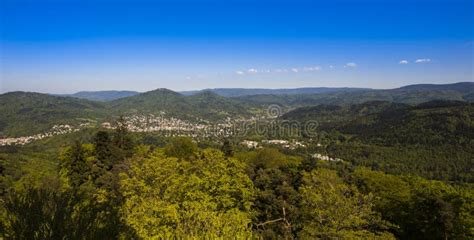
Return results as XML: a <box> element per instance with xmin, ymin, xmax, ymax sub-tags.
<box><xmin>240</xmin><ymin>141</ymin><xmax>344</xmax><ymax>162</ymax></box>
<box><xmin>0</xmin><ymin>124</ymin><xmax>86</xmax><ymax>146</ymax></box>
<box><xmin>241</xmin><ymin>139</ymin><xmax>307</xmax><ymax>150</ymax></box>
<box><xmin>1</xmin><ymin>114</ymin><xmax>329</xmax><ymax>149</ymax></box>
<box><xmin>1</xmin><ymin>113</ymin><xmax>256</xmax><ymax>146</ymax></box>
<box><xmin>311</xmin><ymin>153</ymin><xmax>344</xmax><ymax>162</ymax></box>
<box><xmin>101</xmin><ymin>114</ymin><xmax>249</xmax><ymax>138</ymax></box>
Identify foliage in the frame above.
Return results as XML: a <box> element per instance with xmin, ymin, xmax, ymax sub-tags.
<box><xmin>284</xmin><ymin>100</ymin><xmax>474</xmax><ymax>182</ymax></box>
<box><xmin>352</xmin><ymin>168</ymin><xmax>474</xmax><ymax>239</ymax></box>
<box><xmin>1</xmin><ymin>187</ymin><xmax>125</xmax><ymax>240</ymax></box>
<box><xmin>119</xmin><ymin>148</ymin><xmax>255</xmax><ymax>238</ymax></box>
<box><xmin>1</xmin><ymin>87</ymin><xmax>474</xmax><ymax>238</ymax></box>
<box><xmin>163</xmin><ymin>137</ymin><xmax>198</xmax><ymax>159</ymax></box>
<box><xmin>298</xmin><ymin>169</ymin><xmax>394</xmax><ymax>239</ymax></box>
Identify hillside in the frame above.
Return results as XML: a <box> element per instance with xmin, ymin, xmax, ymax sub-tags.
<box><xmin>341</xmin><ymin>100</ymin><xmax>474</xmax><ymax>146</ymax></box>
<box><xmin>0</xmin><ymin>92</ymin><xmax>106</xmax><ymax>136</ymax></box>
<box><xmin>108</xmin><ymin>89</ymin><xmax>254</xmax><ymax>121</ymax></box>
<box><xmin>283</xmin><ymin>100</ymin><xmax>474</xmax><ymax>182</ymax></box>
<box><xmin>0</xmin><ymin>89</ymin><xmax>258</xmax><ymax>136</ymax></box>
<box><xmin>283</xmin><ymin>100</ymin><xmax>473</xmax><ymax>145</ymax></box>
<box><xmin>281</xmin><ymin>101</ymin><xmax>408</xmax><ymax>124</ymax></box>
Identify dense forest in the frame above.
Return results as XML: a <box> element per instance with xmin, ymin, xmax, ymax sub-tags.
<box><xmin>281</xmin><ymin>100</ymin><xmax>474</xmax><ymax>183</ymax></box>
<box><xmin>1</xmin><ymin>117</ymin><xmax>473</xmax><ymax>239</ymax></box>
<box><xmin>1</xmin><ymin>83</ymin><xmax>473</xmax><ymax>239</ymax></box>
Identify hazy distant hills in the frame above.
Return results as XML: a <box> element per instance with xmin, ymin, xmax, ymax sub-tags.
<box><xmin>61</xmin><ymin>87</ymin><xmax>369</xmax><ymax>101</ymax></box>
<box><xmin>59</xmin><ymin>82</ymin><xmax>473</xmax><ymax>104</ymax></box>
<box><xmin>397</xmin><ymin>82</ymin><xmax>474</xmax><ymax>94</ymax></box>
<box><xmin>60</xmin><ymin>90</ymin><xmax>140</xmax><ymax>101</ymax></box>
<box><xmin>236</xmin><ymin>82</ymin><xmax>474</xmax><ymax>106</ymax></box>
<box><xmin>180</xmin><ymin>87</ymin><xmax>369</xmax><ymax>97</ymax></box>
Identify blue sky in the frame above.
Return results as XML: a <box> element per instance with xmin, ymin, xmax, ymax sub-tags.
<box><xmin>1</xmin><ymin>0</ymin><xmax>473</xmax><ymax>93</ymax></box>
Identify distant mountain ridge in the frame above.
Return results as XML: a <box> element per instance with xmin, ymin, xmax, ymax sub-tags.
<box><xmin>59</xmin><ymin>90</ymin><xmax>140</xmax><ymax>101</ymax></box>
<box><xmin>236</xmin><ymin>82</ymin><xmax>474</xmax><ymax>106</ymax></box>
<box><xmin>54</xmin><ymin>82</ymin><xmax>473</xmax><ymax>101</ymax></box>
<box><xmin>180</xmin><ymin>87</ymin><xmax>370</xmax><ymax>97</ymax></box>
<box><xmin>397</xmin><ymin>82</ymin><xmax>474</xmax><ymax>93</ymax></box>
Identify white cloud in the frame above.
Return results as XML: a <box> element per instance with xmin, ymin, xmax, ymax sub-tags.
<box><xmin>235</xmin><ymin>71</ymin><xmax>244</xmax><ymax>75</ymax></box>
<box><xmin>345</xmin><ymin>62</ymin><xmax>357</xmax><ymax>68</ymax></box>
<box><xmin>415</xmin><ymin>58</ymin><xmax>431</xmax><ymax>63</ymax></box>
<box><xmin>399</xmin><ymin>60</ymin><xmax>409</xmax><ymax>64</ymax></box>
<box><xmin>291</xmin><ymin>68</ymin><xmax>299</xmax><ymax>73</ymax></box>
<box><xmin>303</xmin><ymin>66</ymin><xmax>321</xmax><ymax>72</ymax></box>
<box><xmin>329</xmin><ymin>65</ymin><xmax>334</xmax><ymax>69</ymax></box>
<box><xmin>247</xmin><ymin>68</ymin><xmax>258</xmax><ymax>73</ymax></box>
<box><xmin>186</xmin><ymin>76</ymin><xmax>192</xmax><ymax>80</ymax></box>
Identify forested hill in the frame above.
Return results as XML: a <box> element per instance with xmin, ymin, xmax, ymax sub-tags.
<box><xmin>282</xmin><ymin>100</ymin><xmax>473</xmax><ymax>146</ymax></box>
<box><xmin>283</xmin><ymin>100</ymin><xmax>474</xmax><ymax>182</ymax></box>
<box><xmin>0</xmin><ymin>89</ymin><xmax>257</xmax><ymax>136</ymax></box>
<box><xmin>0</xmin><ymin>92</ymin><xmax>106</xmax><ymax>136</ymax></box>
<box><xmin>281</xmin><ymin>101</ymin><xmax>409</xmax><ymax>124</ymax></box>
<box><xmin>342</xmin><ymin>100</ymin><xmax>474</xmax><ymax>146</ymax></box>
<box><xmin>108</xmin><ymin>89</ymin><xmax>255</xmax><ymax>120</ymax></box>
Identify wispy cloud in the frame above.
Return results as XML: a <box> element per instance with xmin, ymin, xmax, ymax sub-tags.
<box><xmin>415</xmin><ymin>58</ymin><xmax>431</xmax><ymax>63</ymax></box>
<box><xmin>303</xmin><ymin>66</ymin><xmax>321</xmax><ymax>72</ymax></box>
<box><xmin>345</xmin><ymin>62</ymin><xmax>357</xmax><ymax>68</ymax></box>
<box><xmin>399</xmin><ymin>60</ymin><xmax>409</xmax><ymax>64</ymax></box>
<box><xmin>236</xmin><ymin>65</ymin><xmax>323</xmax><ymax>75</ymax></box>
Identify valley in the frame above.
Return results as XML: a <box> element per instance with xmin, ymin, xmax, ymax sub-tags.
<box><xmin>1</xmin><ymin>82</ymin><xmax>473</xmax><ymax>239</ymax></box>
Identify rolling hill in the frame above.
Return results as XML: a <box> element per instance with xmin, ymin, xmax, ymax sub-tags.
<box><xmin>282</xmin><ymin>100</ymin><xmax>474</xmax><ymax>182</ymax></box>
<box><xmin>1</xmin><ymin>89</ymin><xmax>259</xmax><ymax>136</ymax></box>
<box><xmin>109</xmin><ymin>89</ymin><xmax>255</xmax><ymax>120</ymax></box>
<box><xmin>282</xmin><ymin>99</ymin><xmax>474</xmax><ymax>145</ymax></box>
<box><xmin>0</xmin><ymin>92</ymin><xmax>106</xmax><ymax>136</ymax></box>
